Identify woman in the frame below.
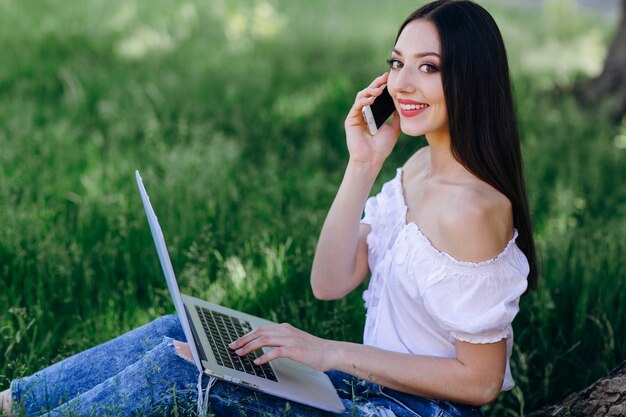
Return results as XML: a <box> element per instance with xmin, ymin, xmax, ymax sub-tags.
<box><xmin>2</xmin><ymin>1</ymin><xmax>536</xmax><ymax>415</ymax></box>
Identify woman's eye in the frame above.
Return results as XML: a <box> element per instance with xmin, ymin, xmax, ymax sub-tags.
<box><xmin>387</xmin><ymin>59</ymin><xmax>403</xmax><ymax>70</ymax></box>
<box><xmin>419</xmin><ymin>63</ymin><xmax>439</xmax><ymax>73</ymax></box>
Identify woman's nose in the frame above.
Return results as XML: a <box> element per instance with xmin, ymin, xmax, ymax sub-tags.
<box><xmin>392</xmin><ymin>67</ymin><xmax>416</xmax><ymax>94</ymax></box>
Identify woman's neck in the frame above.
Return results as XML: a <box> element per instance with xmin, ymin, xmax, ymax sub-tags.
<box><xmin>424</xmin><ymin>131</ymin><xmax>467</xmax><ymax>180</ymax></box>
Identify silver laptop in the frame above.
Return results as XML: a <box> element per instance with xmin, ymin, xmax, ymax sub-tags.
<box><xmin>135</xmin><ymin>170</ymin><xmax>345</xmax><ymax>414</ymax></box>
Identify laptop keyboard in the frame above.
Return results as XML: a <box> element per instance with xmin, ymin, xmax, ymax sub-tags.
<box><xmin>195</xmin><ymin>306</ymin><xmax>278</xmax><ymax>382</ymax></box>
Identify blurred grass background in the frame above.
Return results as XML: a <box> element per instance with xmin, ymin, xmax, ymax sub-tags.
<box><xmin>1</xmin><ymin>0</ymin><xmax>625</xmax><ymax>415</ymax></box>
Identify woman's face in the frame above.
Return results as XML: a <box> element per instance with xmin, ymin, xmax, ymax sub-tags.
<box><xmin>387</xmin><ymin>19</ymin><xmax>448</xmax><ymax>139</ymax></box>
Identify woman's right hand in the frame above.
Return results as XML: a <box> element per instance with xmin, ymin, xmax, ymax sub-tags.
<box><xmin>345</xmin><ymin>72</ymin><xmax>401</xmax><ymax>169</ymax></box>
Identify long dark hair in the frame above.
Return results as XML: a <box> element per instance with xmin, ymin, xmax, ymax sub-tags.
<box><xmin>397</xmin><ymin>0</ymin><xmax>538</xmax><ymax>290</ymax></box>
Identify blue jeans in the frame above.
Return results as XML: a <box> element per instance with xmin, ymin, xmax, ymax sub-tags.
<box><xmin>10</xmin><ymin>315</ymin><xmax>484</xmax><ymax>417</ymax></box>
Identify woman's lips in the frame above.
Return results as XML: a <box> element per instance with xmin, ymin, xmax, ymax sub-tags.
<box><xmin>397</xmin><ymin>98</ymin><xmax>429</xmax><ymax>118</ymax></box>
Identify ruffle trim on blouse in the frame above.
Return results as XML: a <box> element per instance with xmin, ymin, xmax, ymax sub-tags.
<box><xmin>408</xmin><ymin>223</ymin><xmax>520</xmax><ymax>270</ymax></box>
<box><xmin>362</xmin><ymin>249</ymin><xmax>393</xmax><ymax>321</ymax></box>
<box><xmin>362</xmin><ymin>169</ymin><xmax>406</xmax><ymax>307</ymax></box>
<box><xmin>362</xmin><ymin>170</ymin><xmax>408</xmax><ymax>332</ymax></box>
<box><xmin>451</xmin><ymin>327</ymin><xmax>509</xmax><ymax>344</ymax></box>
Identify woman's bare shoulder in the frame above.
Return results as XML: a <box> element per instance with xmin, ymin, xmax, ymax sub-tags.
<box><xmin>439</xmin><ymin>179</ymin><xmax>514</xmax><ymax>263</ymax></box>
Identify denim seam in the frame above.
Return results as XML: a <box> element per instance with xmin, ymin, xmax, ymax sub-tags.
<box><xmin>377</xmin><ymin>387</ymin><xmax>424</xmax><ymax>417</ymax></box>
<box><xmin>354</xmin><ymin>401</ymin><xmax>398</xmax><ymax>417</ymax></box>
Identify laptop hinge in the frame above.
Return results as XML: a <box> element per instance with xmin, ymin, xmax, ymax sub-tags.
<box><xmin>184</xmin><ymin>304</ymin><xmax>208</xmax><ymax>361</ymax></box>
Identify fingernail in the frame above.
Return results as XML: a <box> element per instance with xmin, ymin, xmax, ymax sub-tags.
<box><xmin>236</xmin><ymin>348</ymin><xmax>243</xmax><ymax>355</ymax></box>
<box><xmin>254</xmin><ymin>359</ymin><xmax>260</xmax><ymax>364</ymax></box>
<box><xmin>229</xmin><ymin>342</ymin><xmax>235</xmax><ymax>348</ymax></box>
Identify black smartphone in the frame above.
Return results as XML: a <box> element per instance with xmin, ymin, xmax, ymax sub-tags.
<box><xmin>361</xmin><ymin>85</ymin><xmax>396</xmax><ymax>135</ymax></box>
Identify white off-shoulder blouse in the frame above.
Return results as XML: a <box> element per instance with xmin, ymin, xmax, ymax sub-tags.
<box><xmin>361</xmin><ymin>168</ymin><xmax>529</xmax><ymax>391</ymax></box>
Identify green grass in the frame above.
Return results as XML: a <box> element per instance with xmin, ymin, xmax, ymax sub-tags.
<box><xmin>1</xmin><ymin>0</ymin><xmax>625</xmax><ymax>415</ymax></box>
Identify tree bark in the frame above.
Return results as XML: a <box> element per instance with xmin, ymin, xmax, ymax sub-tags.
<box><xmin>527</xmin><ymin>360</ymin><xmax>626</xmax><ymax>417</ymax></box>
<box><xmin>574</xmin><ymin>0</ymin><xmax>626</xmax><ymax>121</ymax></box>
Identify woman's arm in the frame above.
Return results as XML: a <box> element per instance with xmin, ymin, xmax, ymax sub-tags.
<box><xmin>310</xmin><ymin>72</ymin><xmax>400</xmax><ymax>300</ymax></box>
<box><xmin>332</xmin><ymin>339</ymin><xmax>506</xmax><ymax>406</ymax></box>
<box><xmin>229</xmin><ymin>324</ymin><xmax>506</xmax><ymax>406</ymax></box>
<box><xmin>309</xmin><ymin>162</ymin><xmax>376</xmax><ymax>300</ymax></box>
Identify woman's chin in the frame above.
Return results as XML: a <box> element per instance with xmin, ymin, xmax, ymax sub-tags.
<box><xmin>400</xmin><ymin>123</ymin><xmax>426</xmax><ymax>138</ymax></box>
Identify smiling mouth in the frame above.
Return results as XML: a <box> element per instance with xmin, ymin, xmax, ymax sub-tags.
<box><xmin>398</xmin><ymin>102</ymin><xmax>429</xmax><ymax>117</ymax></box>
<box><xmin>399</xmin><ymin>103</ymin><xmax>429</xmax><ymax>111</ymax></box>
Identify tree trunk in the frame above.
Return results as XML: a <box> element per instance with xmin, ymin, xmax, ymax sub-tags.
<box><xmin>574</xmin><ymin>0</ymin><xmax>626</xmax><ymax>121</ymax></box>
<box><xmin>527</xmin><ymin>360</ymin><xmax>626</xmax><ymax>417</ymax></box>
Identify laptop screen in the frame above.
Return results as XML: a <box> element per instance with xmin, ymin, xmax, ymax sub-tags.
<box><xmin>136</xmin><ymin>170</ymin><xmax>203</xmax><ymax>371</ymax></box>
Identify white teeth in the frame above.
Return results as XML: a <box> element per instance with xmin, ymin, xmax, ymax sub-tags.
<box><xmin>400</xmin><ymin>103</ymin><xmax>428</xmax><ymax>110</ymax></box>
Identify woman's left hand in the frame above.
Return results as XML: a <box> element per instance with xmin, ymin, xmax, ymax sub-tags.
<box><xmin>229</xmin><ymin>323</ymin><xmax>340</xmax><ymax>372</ymax></box>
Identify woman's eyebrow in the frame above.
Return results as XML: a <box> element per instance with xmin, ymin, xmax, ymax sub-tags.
<box><xmin>392</xmin><ymin>48</ymin><xmax>440</xmax><ymax>58</ymax></box>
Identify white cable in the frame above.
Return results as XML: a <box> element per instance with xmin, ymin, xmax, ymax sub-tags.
<box><xmin>196</xmin><ymin>372</ymin><xmax>217</xmax><ymax>417</ymax></box>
